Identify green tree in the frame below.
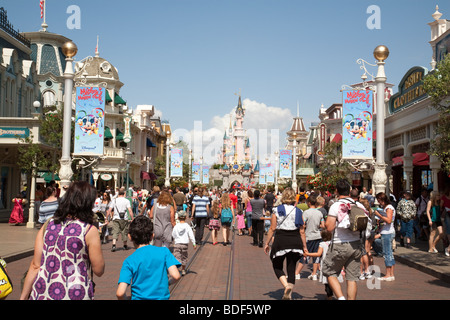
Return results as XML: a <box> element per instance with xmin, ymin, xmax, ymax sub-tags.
<box><xmin>316</xmin><ymin>141</ymin><xmax>352</xmax><ymax>190</ymax></box>
<box><xmin>17</xmin><ymin>104</ymin><xmax>80</xmax><ymax>181</ymax></box>
<box><xmin>423</xmin><ymin>54</ymin><xmax>450</xmax><ymax>173</ymax></box>
<box><xmin>17</xmin><ymin>135</ymin><xmax>51</xmax><ymax>176</ymax></box>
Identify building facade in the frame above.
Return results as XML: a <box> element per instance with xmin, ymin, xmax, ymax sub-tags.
<box><xmin>385</xmin><ymin>6</ymin><xmax>450</xmax><ymax>198</ymax></box>
<box><xmin>0</xmin><ymin>7</ymin><xmax>41</xmax><ymax>220</ymax></box>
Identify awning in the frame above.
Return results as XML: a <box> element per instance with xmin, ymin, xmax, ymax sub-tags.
<box><xmin>114</xmin><ymin>93</ymin><xmax>126</xmax><ymax>105</ymax></box>
<box><xmin>147</xmin><ymin>138</ymin><xmax>156</xmax><ymax>148</ymax></box>
<box><xmin>124</xmin><ymin>176</ymin><xmax>134</xmax><ymax>185</ymax></box>
<box><xmin>392</xmin><ymin>156</ymin><xmax>403</xmax><ymax>167</ymax></box>
<box><xmin>37</xmin><ymin>171</ymin><xmax>60</xmax><ymax>182</ymax></box>
<box><xmin>331</xmin><ymin>133</ymin><xmax>342</xmax><ymax>143</ymax></box>
<box><xmin>106</xmin><ymin>90</ymin><xmax>112</xmax><ymax>103</ymax></box>
<box><xmin>141</xmin><ymin>171</ymin><xmax>151</xmax><ymax>180</ymax></box>
<box><xmin>116</xmin><ymin>128</ymin><xmax>124</xmax><ymax>141</ymax></box>
<box><xmin>104</xmin><ymin>126</ymin><xmax>113</xmax><ymax>139</ymax></box>
<box><xmin>413</xmin><ymin>153</ymin><xmax>429</xmax><ymax>166</ymax></box>
<box><xmin>391</xmin><ymin>153</ymin><xmax>430</xmax><ymax>167</ymax></box>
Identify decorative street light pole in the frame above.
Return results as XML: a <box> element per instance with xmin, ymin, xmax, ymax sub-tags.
<box><xmin>165</xmin><ymin>131</ymin><xmax>171</xmax><ymax>188</ymax></box>
<box><xmin>372</xmin><ymin>45</ymin><xmax>389</xmax><ymax>199</ymax></box>
<box><xmin>292</xmin><ymin>133</ymin><xmax>298</xmax><ymax>192</ymax></box>
<box><xmin>59</xmin><ymin>41</ymin><xmax>78</xmax><ymax>196</ymax></box>
<box><xmin>125</xmin><ymin>147</ymin><xmax>132</xmax><ymax>199</ymax></box>
<box><xmin>188</xmin><ymin>149</ymin><xmax>192</xmax><ymax>190</ymax></box>
<box><xmin>275</xmin><ymin>150</ymin><xmax>279</xmax><ymax>195</ymax></box>
<box><xmin>26</xmin><ymin>101</ymin><xmax>41</xmax><ymax>228</ymax></box>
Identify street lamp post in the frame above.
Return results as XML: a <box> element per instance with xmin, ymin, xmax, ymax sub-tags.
<box><xmin>274</xmin><ymin>151</ymin><xmax>279</xmax><ymax>194</ymax></box>
<box><xmin>125</xmin><ymin>147</ymin><xmax>132</xmax><ymax>199</ymax></box>
<box><xmin>292</xmin><ymin>133</ymin><xmax>298</xmax><ymax>192</ymax></box>
<box><xmin>188</xmin><ymin>149</ymin><xmax>192</xmax><ymax>190</ymax></box>
<box><xmin>372</xmin><ymin>45</ymin><xmax>389</xmax><ymax>199</ymax></box>
<box><xmin>26</xmin><ymin>101</ymin><xmax>41</xmax><ymax>228</ymax></box>
<box><xmin>59</xmin><ymin>41</ymin><xmax>78</xmax><ymax>196</ymax></box>
<box><xmin>165</xmin><ymin>131</ymin><xmax>171</xmax><ymax>188</ymax></box>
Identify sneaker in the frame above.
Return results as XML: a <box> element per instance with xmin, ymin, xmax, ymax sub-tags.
<box><xmin>445</xmin><ymin>247</ymin><xmax>449</xmax><ymax>257</ymax></box>
<box><xmin>359</xmin><ymin>274</ymin><xmax>366</xmax><ymax>280</ymax></box>
<box><xmin>295</xmin><ymin>274</ymin><xmax>301</xmax><ymax>280</ymax></box>
<box><xmin>123</xmin><ymin>245</ymin><xmax>129</xmax><ymax>250</ymax></box>
<box><xmin>111</xmin><ymin>245</ymin><xmax>116</xmax><ymax>252</ymax></box>
<box><xmin>307</xmin><ymin>274</ymin><xmax>318</xmax><ymax>281</ymax></box>
<box><xmin>378</xmin><ymin>276</ymin><xmax>395</xmax><ymax>281</ymax></box>
<box><xmin>181</xmin><ymin>270</ymin><xmax>186</xmax><ymax>276</ymax></box>
<box><xmin>365</xmin><ymin>272</ymin><xmax>373</xmax><ymax>279</ymax></box>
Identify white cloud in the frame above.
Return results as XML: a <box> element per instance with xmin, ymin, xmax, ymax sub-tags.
<box><xmin>171</xmin><ymin>98</ymin><xmax>294</xmax><ymax>165</ymax></box>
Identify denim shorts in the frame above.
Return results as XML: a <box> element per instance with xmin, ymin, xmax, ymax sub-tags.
<box><xmin>300</xmin><ymin>239</ymin><xmax>321</xmax><ymax>264</ymax></box>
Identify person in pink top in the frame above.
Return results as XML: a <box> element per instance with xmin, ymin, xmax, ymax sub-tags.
<box><xmin>236</xmin><ymin>209</ymin><xmax>246</xmax><ymax>235</ymax></box>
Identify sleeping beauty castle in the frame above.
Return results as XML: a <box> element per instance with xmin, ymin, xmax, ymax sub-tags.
<box><xmin>217</xmin><ymin>95</ymin><xmax>258</xmax><ymax>189</ymax></box>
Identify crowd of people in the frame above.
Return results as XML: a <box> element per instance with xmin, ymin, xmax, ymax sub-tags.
<box><xmin>5</xmin><ymin>179</ymin><xmax>449</xmax><ymax>300</ymax></box>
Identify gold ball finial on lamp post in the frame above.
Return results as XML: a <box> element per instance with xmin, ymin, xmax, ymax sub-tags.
<box><xmin>61</xmin><ymin>41</ymin><xmax>78</xmax><ymax>58</ymax></box>
<box><xmin>373</xmin><ymin>45</ymin><xmax>389</xmax><ymax>62</ymax></box>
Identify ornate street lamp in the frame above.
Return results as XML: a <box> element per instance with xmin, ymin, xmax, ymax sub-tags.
<box><xmin>165</xmin><ymin>131</ymin><xmax>171</xmax><ymax>188</ymax></box>
<box><xmin>372</xmin><ymin>45</ymin><xmax>389</xmax><ymax>198</ymax></box>
<box><xmin>59</xmin><ymin>41</ymin><xmax>77</xmax><ymax>196</ymax></box>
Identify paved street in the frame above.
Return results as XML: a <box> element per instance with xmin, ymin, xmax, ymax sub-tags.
<box><xmin>2</xmin><ymin>222</ymin><xmax>450</xmax><ymax>301</ymax></box>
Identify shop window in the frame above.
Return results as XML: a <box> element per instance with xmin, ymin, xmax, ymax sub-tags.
<box><xmin>421</xmin><ymin>169</ymin><xmax>432</xmax><ymax>189</ymax></box>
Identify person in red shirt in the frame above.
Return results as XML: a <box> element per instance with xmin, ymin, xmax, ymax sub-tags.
<box><xmin>229</xmin><ymin>189</ymin><xmax>238</xmax><ymax>210</ymax></box>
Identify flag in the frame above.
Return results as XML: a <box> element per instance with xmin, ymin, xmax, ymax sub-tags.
<box><xmin>40</xmin><ymin>0</ymin><xmax>44</xmax><ymax>19</ymax></box>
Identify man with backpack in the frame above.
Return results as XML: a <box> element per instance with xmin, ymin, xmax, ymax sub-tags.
<box><xmin>322</xmin><ymin>179</ymin><xmax>369</xmax><ymax>300</ymax></box>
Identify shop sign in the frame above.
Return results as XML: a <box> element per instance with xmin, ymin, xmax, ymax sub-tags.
<box><xmin>0</xmin><ymin>127</ymin><xmax>29</xmax><ymax>138</ymax></box>
<box><xmin>100</xmin><ymin>173</ymin><xmax>113</xmax><ymax>181</ymax></box>
<box><xmin>388</xmin><ymin>66</ymin><xmax>428</xmax><ymax>114</ymax></box>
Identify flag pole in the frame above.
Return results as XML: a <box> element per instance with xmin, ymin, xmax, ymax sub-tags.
<box><xmin>41</xmin><ymin>0</ymin><xmax>48</xmax><ymax>31</ymax></box>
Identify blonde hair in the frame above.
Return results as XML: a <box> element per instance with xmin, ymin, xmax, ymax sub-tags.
<box><xmin>221</xmin><ymin>192</ymin><xmax>231</xmax><ymax>209</ymax></box>
<box><xmin>281</xmin><ymin>188</ymin><xmax>296</xmax><ymax>205</ymax></box>
<box><xmin>316</xmin><ymin>196</ymin><xmax>325</xmax><ymax>207</ymax></box>
<box><xmin>211</xmin><ymin>200</ymin><xmax>220</xmax><ymax>218</ymax></box>
<box><xmin>430</xmin><ymin>191</ymin><xmax>440</xmax><ymax>206</ymax></box>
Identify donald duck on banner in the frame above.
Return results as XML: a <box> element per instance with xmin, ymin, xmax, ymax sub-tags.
<box><xmin>342</xmin><ymin>90</ymin><xmax>373</xmax><ymax>159</ymax></box>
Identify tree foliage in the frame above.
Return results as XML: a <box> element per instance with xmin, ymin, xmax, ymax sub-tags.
<box><xmin>423</xmin><ymin>54</ymin><xmax>450</xmax><ymax>173</ymax></box>
<box><xmin>307</xmin><ymin>141</ymin><xmax>351</xmax><ymax>191</ymax></box>
<box><xmin>17</xmin><ymin>105</ymin><xmax>65</xmax><ymax>177</ymax></box>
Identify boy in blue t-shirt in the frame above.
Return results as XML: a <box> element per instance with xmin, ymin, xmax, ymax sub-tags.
<box><xmin>116</xmin><ymin>216</ymin><xmax>181</xmax><ymax>300</ymax></box>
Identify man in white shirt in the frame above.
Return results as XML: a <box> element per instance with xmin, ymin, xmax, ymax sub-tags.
<box><xmin>322</xmin><ymin>179</ymin><xmax>369</xmax><ymax>300</ymax></box>
<box><xmin>107</xmin><ymin>188</ymin><xmax>134</xmax><ymax>252</ymax></box>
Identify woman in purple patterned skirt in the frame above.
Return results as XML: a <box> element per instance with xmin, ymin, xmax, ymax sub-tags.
<box><xmin>20</xmin><ymin>181</ymin><xmax>105</xmax><ymax>300</ymax></box>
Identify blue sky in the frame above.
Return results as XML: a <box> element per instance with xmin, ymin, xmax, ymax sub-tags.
<box><xmin>3</xmin><ymin>0</ymin><xmax>450</xmax><ymax>162</ymax></box>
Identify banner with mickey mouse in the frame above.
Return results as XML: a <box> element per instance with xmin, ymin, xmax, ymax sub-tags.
<box><xmin>74</xmin><ymin>86</ymin><xmax>106</xmax><ymax>156</ymax></box>
<box><xmin>342</xmin><ymin>90</ymin><xmax>373</xmax><ymax>159</ymax></box>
